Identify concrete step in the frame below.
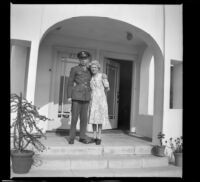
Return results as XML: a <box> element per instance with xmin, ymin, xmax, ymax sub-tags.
<box><xmin>31</xmin><ymin>154</ymin><xmax>169</xmax><ymax>170</ymax></box>
<box><xmin>11</xmin><ymin>165</ymin><xmax>182</xmax><ymax>177</ymax></box>
<box><xmin>41</xmin><ymin>145</ymin><xmax>153</xmax><ymax>155</ymax></box>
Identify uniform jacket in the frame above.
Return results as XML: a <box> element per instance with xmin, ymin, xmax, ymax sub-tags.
<box><xmin>67</xmin><ymin>65</ymin><xmax>92</xmax><ymax>101</ymax></box>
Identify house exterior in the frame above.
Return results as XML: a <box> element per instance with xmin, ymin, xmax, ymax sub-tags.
<box><xmin>10</xmin><ymin>4</ymin><xmax>182</xmax><ymax>145</ymax></box>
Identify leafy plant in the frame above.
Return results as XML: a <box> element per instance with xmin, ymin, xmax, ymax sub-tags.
<box><xmin>168</xmin><ymin>136</ymin><xmax>183</xmax><ymax>153</ymax></box>
<box><xmin>157</xmin><ymin>132</ymin><xmax>165</xmax><ymax>146</ymax></box>
<box><xmin>11</xmin><ymin>92</ymin><xmax>50</xmax><ymax>152</ymax></box>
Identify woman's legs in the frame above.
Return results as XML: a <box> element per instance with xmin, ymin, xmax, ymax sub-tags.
<box><xmin>92</xmin><ymin>124</ymin><xmax>97</xmax><ymax>139</ymax></box>
<box><xmin>97</xmin><ymin>124</ymin><xmax>102</xmax><ymax>139</ymax></box>
<box><xmin>95</xmin><ymin>124</ymin><xmax>102</xmax><ymax>145</ymax></box>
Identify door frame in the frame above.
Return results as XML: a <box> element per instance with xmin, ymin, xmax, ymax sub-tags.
<box><xmin>99</xmin><ymin>50</ymin><xmax>137</xmax><ymax>130</ymax></box>
<box><xmin>103</xmin><ymin>58</ymin><xmax>120</xmax><ymax>129</ymax></box>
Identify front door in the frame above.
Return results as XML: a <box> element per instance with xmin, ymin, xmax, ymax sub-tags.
<box><xmin>103</xmin><ymin>58</ymin><xmax>120</xmax><ymax>129</ymax></box>
<box><xmin>48</xmin><ymin>51</ymin><xmax>80</xmax><ymax>130</ymax></box>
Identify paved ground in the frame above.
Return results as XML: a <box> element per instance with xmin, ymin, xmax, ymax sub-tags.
<box><xmin>11</xmin><ymin>165</ymin><xmax>182</xmax><ymax>177</ymax></box>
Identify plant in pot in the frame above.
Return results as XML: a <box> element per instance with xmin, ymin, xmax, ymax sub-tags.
<box><xmin>152</xmin><ymin>132</ymin><xmax>166</xmax><ymax>157</ymax></box>
<box><xmin>169</xmin><ymin>136</ymin><xmax>183</xmax><ymax>166</ymax></box>
<box><xmin>10</xmin><ymin>92</ymin><xmax>50</xmax><ymax>174</ymax></box>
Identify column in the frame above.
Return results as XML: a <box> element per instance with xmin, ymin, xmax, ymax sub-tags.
<box><xmin>26</xmin><ymin>40</ymin><xmax>40</xmax><ymax>104</ymax></box>
<box><xmin>130</xmin><ymin>60</ymin><xmax>140</xmax><ymax>133</ymax></box>
<box><xmin>152</xmin><ymin>52</ymin><xmax>164</xmax><ymax>145</ymax></box>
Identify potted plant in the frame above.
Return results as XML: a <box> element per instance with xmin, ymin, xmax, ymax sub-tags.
<box><xmin>152</xmin><ymin>132</ymin><xmax>166</xmax><ymax>157</ymax></box>
<box><xmin>169</xmin><ymin>136</ymin><xmax>183</xmax><ymax>166</ymax></box>
<box><xmin>10</xmin><ymin>92</ymin><xmax>49</xmax><ymax>174</ymax></box>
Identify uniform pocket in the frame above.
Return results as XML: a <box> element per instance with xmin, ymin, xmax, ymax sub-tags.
<box><xmin>76</xmin><ymin>85</ymin><xmax>83</xmax><ymax>91</ymax></box>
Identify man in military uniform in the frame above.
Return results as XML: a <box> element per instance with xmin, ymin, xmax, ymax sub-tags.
<box><xmin>67</xmin><ymin>51</ymin><xmax>94</xmax><ymax>144</ymax></box>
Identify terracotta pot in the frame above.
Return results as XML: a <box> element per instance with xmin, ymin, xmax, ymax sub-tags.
<box><xmin>11</xmin><ymin>150</ymin><xmax>34</xmax><ymax>174</ymax></box>
<box><xmin>174</xmin><ymin>152</ymin><xmax>182</xmax><ymax>166</ymax></box>
<box><xmin>153</xmin><ymin>146</ymin><xmax>166</xmax><ymax>157</ymax></box>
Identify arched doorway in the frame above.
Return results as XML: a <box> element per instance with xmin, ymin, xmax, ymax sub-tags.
<box><xmin>36</xmin><ymin>16</ymin><xmax>164</xmax><ymax>144</ymax></box>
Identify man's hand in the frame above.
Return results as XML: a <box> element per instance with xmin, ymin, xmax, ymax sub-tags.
<box><xmin>105</xmin><ymin>87</ymin><xmax>110</xmax><ymax>92</ymax></box>
<box><xmin>68</xmin><ymin>98</ymin><xmax>72</xmax><ymax>102</ymax></box>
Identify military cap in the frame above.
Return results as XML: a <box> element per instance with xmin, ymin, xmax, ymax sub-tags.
<box><xmin>77</xmin><ymin>51</ymin><xmax>91</xmax><ymax>59</ymax></box>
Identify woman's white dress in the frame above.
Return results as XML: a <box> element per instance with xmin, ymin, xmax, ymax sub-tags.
<box><xmin>88</xmin><ymin>72</ymin><xmax>109</xmax><ymax>126</ymax></box>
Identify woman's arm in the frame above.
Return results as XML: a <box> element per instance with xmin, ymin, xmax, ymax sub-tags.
<box><xmin>102</xmin><ymin>73</ymin><xmax>110</xmax><ymax>91</ymax></box>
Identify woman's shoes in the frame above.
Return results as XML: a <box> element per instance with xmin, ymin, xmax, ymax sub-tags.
<box><xmin>68</xmin><ymin>139</ymin><xmax>74</xmax><ymax>144</ymax></box>
<box><xmin>95</xmin><ymin>138</ymin><xmax>101</xmax><ymax>145</ymax></box>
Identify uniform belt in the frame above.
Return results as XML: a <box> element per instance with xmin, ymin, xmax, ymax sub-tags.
<box><xmin>77</xmin><ymin>83</ymin><xmax>89</xmax><ymax>88</ymax></box>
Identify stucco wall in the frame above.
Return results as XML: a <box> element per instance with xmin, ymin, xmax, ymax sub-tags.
<box><xmin>11</xmin><ymin>4</ymin><xmax>43</xmax><ymax>41</ymax></box>
<box><xmin>136</xmin><ymin>115</ymin><xmax>153</xmax><ymax>138</ymax></box>
<box><xmin>163</xmin><ymin>109</ymin><xmax>182</xmax><ymax>139</ymax></box>
<box><xmin>136</xmin><ymin>46</ymin><xmax>155</xmax><ymax>138</ymax></box>
<box><xmin>11</xmin><ymin>5</ymin><xmax>165</xmax><ymax>131</ymax></box>
<box><xmin>11</xmin><ymin>4</ymin><xmax>182</xmax><ymax>142</ymax></box>
<box><xmin>139</xmin><ymin>46</ymin><xmax>153</xmax><ymax>115</ymax></box>
<box><xmin>35</xmin><ymin>45</ymin><xmax>52</xmax><ymax>109</ymax></box>
<box><xmin>11</xmin><ymin>4</ymin><xmax>164</xmax><ymax>53</ymax></box>
<box><xmin>163</xmin><ymin>5</ymin><xmax>183</xmax><ymax>139</ymax></box>
<box><xmin>165</xmin><ymin>5</ymin><xmax>183</xmax><ymax>61</ymax></box>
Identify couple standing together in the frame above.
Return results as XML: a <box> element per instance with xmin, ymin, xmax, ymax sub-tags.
<box><xmin>67</xmin><ymin>51</ymin><xmax>110</xmax><ymax>145</ymax></box>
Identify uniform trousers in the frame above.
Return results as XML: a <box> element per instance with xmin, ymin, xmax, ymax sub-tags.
<box><xmin>69</xmin><ymin>100</ymin><xmax>89</xmax><ymax>140</ymax></box>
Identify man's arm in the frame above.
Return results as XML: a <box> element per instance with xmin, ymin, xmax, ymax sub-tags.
<box><xmin>67</xmin><ymin>67</ymin><xmax>75</xmax><ymax>100</ymax></box>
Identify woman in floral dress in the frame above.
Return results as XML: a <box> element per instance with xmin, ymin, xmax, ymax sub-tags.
<box><xmin>88</xmin><ymin>60</ymin><xmax>110</xmax><ymax>145</ymax></box>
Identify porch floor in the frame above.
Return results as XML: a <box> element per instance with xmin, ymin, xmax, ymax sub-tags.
<box><xmin>40</xmin><ymin>129</ymin><xmax>153</xmax><ymax>147</ymax></box>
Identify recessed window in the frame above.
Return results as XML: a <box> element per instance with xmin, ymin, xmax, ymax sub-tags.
<box><xmin>11</xmin><ymin>42</ymin><xmax>30</xmax><ymax>97</ymax></box>
<box><xmin>170</xmin><ymin>60</ymin><xmax>182</xmax><ymax>109</ymax></box>
<box><xmin>148</xmin><ymin>56</ymin><xmax>154</xmax><ymax>115</ymax></box>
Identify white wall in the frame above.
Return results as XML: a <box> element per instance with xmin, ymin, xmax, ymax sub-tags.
<box><xmin>11</xmin><ymin>5</ymin><xmax>164</xmax><ymax>53</ymax></box>
<box><xmin>11</xmin><ymin>5</ymin><xmax>165</xmax><ymax>134</ymax></box>
<box><xmin>139</xmin><ymin>46</ymin><xmax>152</xmax><ymax>115</ymax></box>
<box><xmin>11</xmin><ymin>4</ymin><xmax>182</xmax><ymax>142</ymax></box>
<box><xmin>137</xmin><ymin>46</ymin><xmax>155</xmax><ymax>138</ymax></box>
<box><xmin>164</xmin><ymin>5</ymin><xmax>183</xmax><ymax>61</ymax></box>
<box><xmin>35</xmin><ymin>45</ymin><xmax>53</xmax><ymax>108</ymax></box>
<box><xmin>163</xmin><ymin>109</ymin><xmax>182</xmax><ymax>139</ymax></box>
<box><xmin>41</xmin><ymin>5</ymin><xmax>164</xmax><ymax>52</ymax></box>
<box><xmin>11</xmin><ymin>5</ymin><xmax>43</xmax><ymax>41</ymax></box>
<box><xmin>163</xmin><ymin>5</ymin><xmax>183</xmax><ymax>139</ymax></box>
<box><xmin>136</xmin><ymin>115</ymin><xmax>153</xmax><ymax>138</ymax></box>
<box><xmin>32</xmin><ymin>45</ymin><xmax>53</xmax><ymax>132</ymax></box>
<box><xmin>11</xmin><ymin>4</ymin><xmax>45</xmax><ymax>103</ymax></box>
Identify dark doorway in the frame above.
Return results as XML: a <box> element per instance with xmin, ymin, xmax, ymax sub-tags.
<box><xmin>109</xmin><ymin>58</ymin><xmax>133</xmax><ymax>131</ymax></box>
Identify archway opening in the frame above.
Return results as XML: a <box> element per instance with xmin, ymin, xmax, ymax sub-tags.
<box><xmin>36</xmin><ymin>16</ymin><xmax>164</xmax><ymax>144</ymax></box>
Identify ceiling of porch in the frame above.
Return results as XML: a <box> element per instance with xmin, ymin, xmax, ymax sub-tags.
<box><xmin>48</xmin><ymin>17</ymin><xmax>146</xmax><ymax>47</ymax></box>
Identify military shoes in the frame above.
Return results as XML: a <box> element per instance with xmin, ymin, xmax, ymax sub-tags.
<box><xmin>79</xmin><ymin>138</ymin><xmax>94</xmax><ymax>144</ymax></box>
<box><xmin>96</xmin><ymin>139</ymin><xmax>101</xmax><ymax>145</ymax></box>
